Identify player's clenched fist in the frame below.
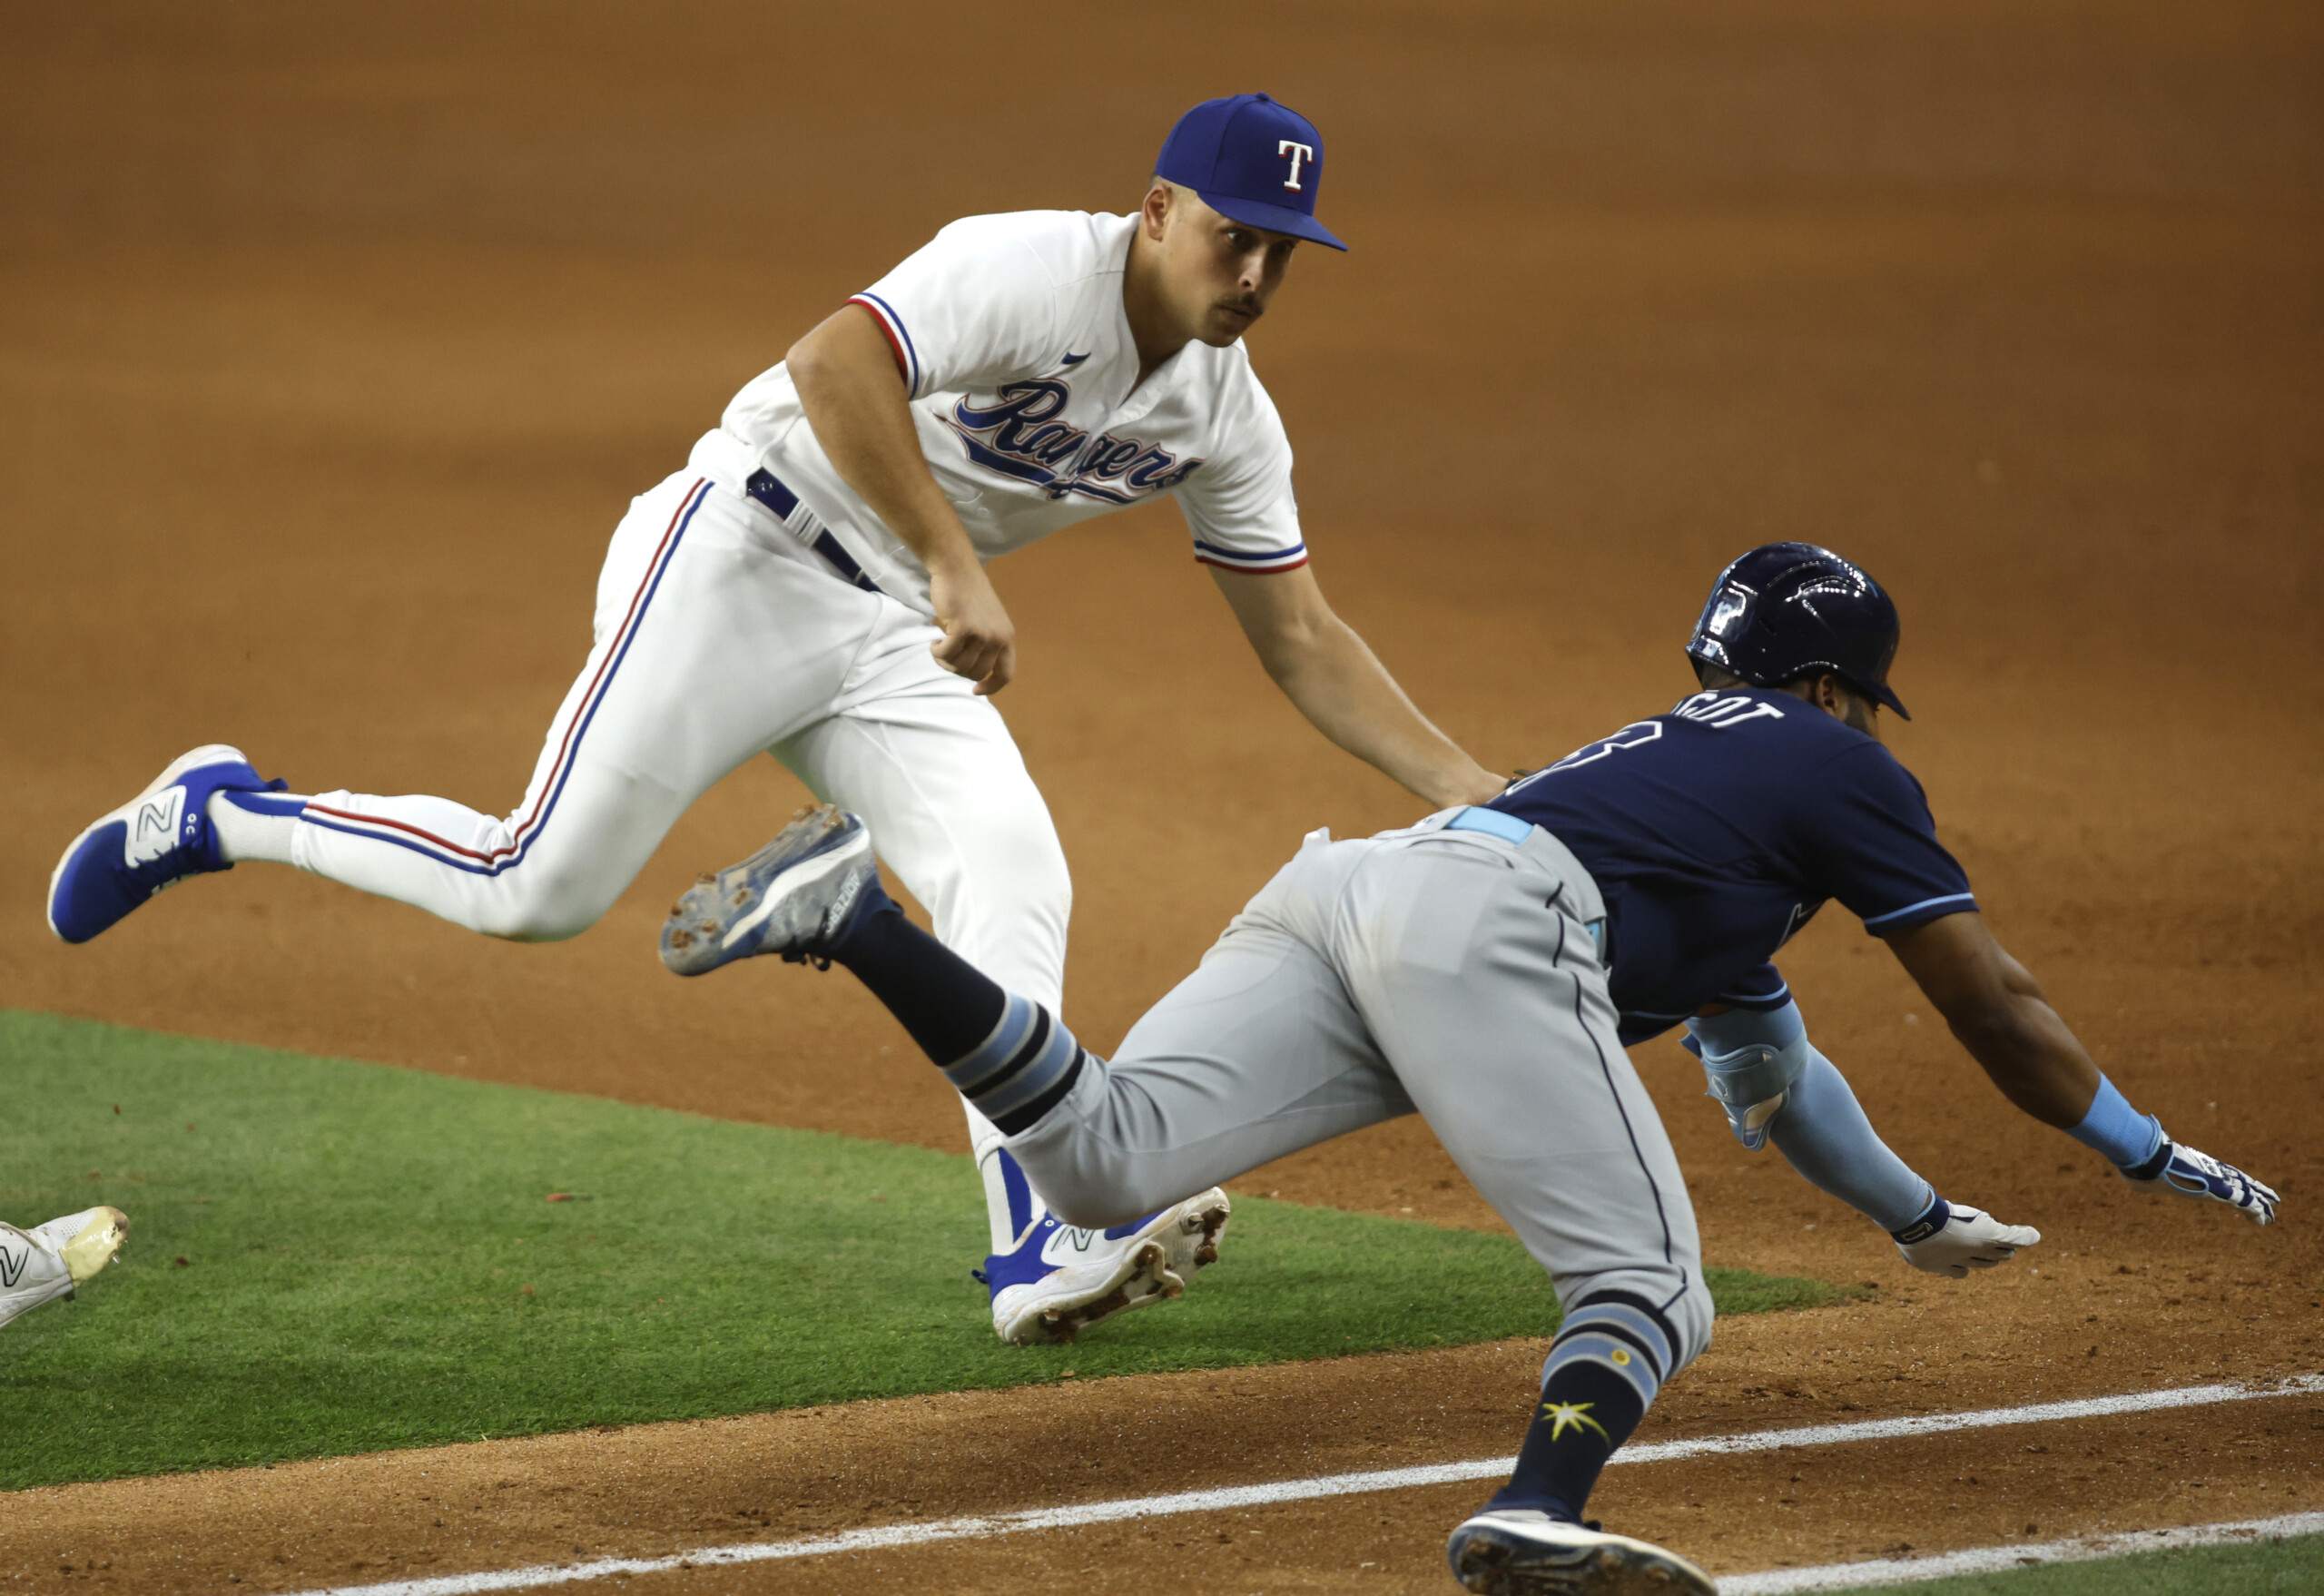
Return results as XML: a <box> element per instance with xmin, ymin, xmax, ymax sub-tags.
<box><xmin>929</xmin><ymin>559</ymin><xmax>1018</xmax><ymax>695</ymax></box>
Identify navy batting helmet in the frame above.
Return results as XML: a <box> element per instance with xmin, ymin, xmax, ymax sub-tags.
<box><xmin>1685</xmin><ymin>543</ymin><xmax>1909</xmax><ymax>718</ymax></box>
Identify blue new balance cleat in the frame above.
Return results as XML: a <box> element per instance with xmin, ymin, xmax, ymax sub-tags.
<box><xmin>47</xmin><ymin>745</ymin><xmax>282</xmax><ymax>944</ymax></box>
<box><xmin>980</xmin><ymin>1190</ymin><xmax>1230</xmax><ymax>1345</ymax></box>
<box><xmin>660</xmin><ymin>803</ymin><xmax>883</xmax><ymax>976</ymax></box>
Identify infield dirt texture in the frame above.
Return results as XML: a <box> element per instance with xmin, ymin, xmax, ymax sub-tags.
<box><xmin>4</xmin><ymin>2</ymin><xmax>2320</xmax><ymax>1592</ymax></box>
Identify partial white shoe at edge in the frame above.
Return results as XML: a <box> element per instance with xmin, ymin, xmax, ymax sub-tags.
<box><xmin>1896</xmin><ymin>1204</ymin><xmax>2040</xmax><ymax>1278</ymax></box>
<box><xmin>990</xmin><ymin>1190</ymin><xmax>1231</xmax><ymax>1346</ymax></box>
<box><xmin>0</xmin><ymin>1207</ymin><xmax>130</xmax><ymax>1330</ymax></box>
<box><xmin>1446</xmin><ymin>1509</ymin><xmax>1715</xmax><ymax>1595</ymax></box>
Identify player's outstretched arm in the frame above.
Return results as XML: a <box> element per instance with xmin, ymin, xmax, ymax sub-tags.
<box><xmin>1687</xmin><ymin>1001</ymin><xmax>2038</xmax><ymax>1278</ymax></box>
<box><xmin>1206</xmin><ymin>564</ymin><xmax>1502</xmax><ymax>809</ymax></box>
<box><xmin>788</xmin><ymin>306</ymin><xmax>1018</xmax><ymax>695</ymax></box>
<box><xmin>1886</xmin><ymin>911</ymin><xmax>2279</xmax><ymax>1225</ymax></box>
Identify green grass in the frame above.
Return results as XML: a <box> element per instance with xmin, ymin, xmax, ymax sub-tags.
<box><xmin>1819</xmin><ymin>1532</ymin><xmax>2324</xmax><ymax>1593</ymax></box>
<box><xmin>0</xmin><ymin>1010</ymin><xmax>1837</xmax><ymax>1489</ymax></box>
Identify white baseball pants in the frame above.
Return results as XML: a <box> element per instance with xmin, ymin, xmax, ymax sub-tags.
<box><xmin>281</xmin><ymin>449</ymin><xmax>1069</xmax><ymax>1200</ymax></box>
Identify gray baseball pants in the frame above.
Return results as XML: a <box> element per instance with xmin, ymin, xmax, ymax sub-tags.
<box><xmin>1006</xmin><ymin>810</ymin><xmax>1714</xmax><ymax>1357</ymax></box>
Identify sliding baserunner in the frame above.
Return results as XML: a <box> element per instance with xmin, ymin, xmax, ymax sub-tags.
<box><xmin>1620</xmin><ymin>542</ymin><xmax>2274</xmax><ymax>1257</ymax></box>
<box><xmin>661</xmin><ymin>540</ymin><xmax>2276</xmax><ymax>1593</ymax></box>
<box><xmin>44</xmin><ymin>94</ymin><xmax>1504</xmax><ymax>1345</ymax></box>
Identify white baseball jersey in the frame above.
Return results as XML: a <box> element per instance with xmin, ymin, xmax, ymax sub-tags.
<box><xmin>719</xmin><ymin>210</ymin><xmax>1309</xmax><ymax>614</ymax></box>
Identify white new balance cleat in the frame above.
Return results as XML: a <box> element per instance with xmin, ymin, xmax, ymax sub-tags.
<box><xmin>982</xmin><ymin>1189</ymin><xmax>1231</xmax><ymax>1346</ymax></box>
<box><xmin>1446</xmin><ymin>1510</ymin><xmax>1714</xmax><ymax>1595</ymax></box>
<box><xmin>1892</xmin><ymin>1197</ymin><xmax>2040</xmax><ymax>1278</ymax></box>
<box><xmin>661</xmin><ymin>804</ymin><xmax>881</xmax><ymax>976</ymax></box>
<box><xmin>1</xmin><ymin>1207</ymin><xmax>129</xmax><ymax>1329</ymax></box>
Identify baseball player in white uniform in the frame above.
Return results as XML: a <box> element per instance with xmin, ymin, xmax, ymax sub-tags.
<box><xmin>48</xmin><ymin>94</ymin><xmax>1505</xmax><ymax>1343</ymax></box>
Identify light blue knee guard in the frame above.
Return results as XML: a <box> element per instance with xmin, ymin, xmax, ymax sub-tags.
<box><xmin>1685</xmin><ymin>1001</ymin><xmax>1809</xmax><ymax>1151</ymax></box>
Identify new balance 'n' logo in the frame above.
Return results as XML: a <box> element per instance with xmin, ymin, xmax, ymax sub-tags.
<box><xmin>0</xmin><ymin>1237</ymin><xmax>28</xmax><ymax>1288</ymax></box>
<box><xmin>125</xmin><ymin>786</ymin><xmax>186</xmax><ymax>866</ymax></box>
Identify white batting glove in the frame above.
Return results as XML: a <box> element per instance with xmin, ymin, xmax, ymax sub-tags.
<box><xmin>1893</xmin><ymin>1200</ymin><xmax>2041</xmax><ymax>1278</ymax></box>
<box><xmin>2122</xmin><ymin>1138</ymin><xmax>2279</xmax><ymax>1226</ymax></box>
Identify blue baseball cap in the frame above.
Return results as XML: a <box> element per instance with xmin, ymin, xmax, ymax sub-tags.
<box><xmin>1155</xmin><ymin>94</ymin><xmax>1346</xmax><ymax>251</ymax></box>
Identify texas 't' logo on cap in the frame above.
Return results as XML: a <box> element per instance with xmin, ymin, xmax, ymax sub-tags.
<box><xmin>1156</xmin><ymin>94</ymin><xmax>1347</xmax><ymax>251</ymax></box>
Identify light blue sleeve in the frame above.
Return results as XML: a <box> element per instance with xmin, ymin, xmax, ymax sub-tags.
<box><xmin>1687</xmin><ymin>1000</ymin><xmax>1934</xmax><ymax>1235</ymax></box>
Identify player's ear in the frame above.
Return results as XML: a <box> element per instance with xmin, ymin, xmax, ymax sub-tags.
<box><xmin>1802</xmin><ymin>674</ymin><xmax>1846</xmax><ymax>718</ymax></box>
<box><xmin>1142</xmin><ymin>178</ymin><xmax>1176</xmax><ymax>239</ymax></box>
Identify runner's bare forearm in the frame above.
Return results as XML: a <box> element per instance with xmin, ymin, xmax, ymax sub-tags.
<box><xmin>1886</xmin><ymin>912</ymin><xmax>2102</xmax><ymax>1128</ymax></box>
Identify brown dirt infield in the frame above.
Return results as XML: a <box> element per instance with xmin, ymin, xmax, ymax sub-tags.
<box><xmin>3</xmin><ymin>2</ymin><xmax>2319</xmax><ymax>1591</ymax></box>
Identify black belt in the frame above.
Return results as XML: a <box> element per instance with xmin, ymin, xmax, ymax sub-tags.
<box><xmin>744</xmin><ymin>469</ymin><xmax>886</xmax><ymax>596</ymax></box>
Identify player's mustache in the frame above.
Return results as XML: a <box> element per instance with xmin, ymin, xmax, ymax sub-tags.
<box><xmin>1217</xmin><ymin>294</ymin><xmax>1265</xmax><ymax>320</ymax></box>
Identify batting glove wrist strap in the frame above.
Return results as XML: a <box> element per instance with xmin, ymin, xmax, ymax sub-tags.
<box><xmin>2121</xmin><ymin>1136</ymin><xmax>2280</xmax><ymax>1226</ymax></box>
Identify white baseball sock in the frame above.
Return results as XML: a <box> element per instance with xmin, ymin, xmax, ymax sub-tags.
<box><xmin>207</xmin><ymin>790</ymin><xmax>310</xmax><ymax>864</ymax></box>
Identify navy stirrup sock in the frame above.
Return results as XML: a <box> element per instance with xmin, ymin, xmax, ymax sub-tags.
<box><xmin>821</xmin><ymin>888</ymin><xmax>1003</xmax><ymax>1061</ymax></box>
<box><xmin>1492</xmin><ymin>1291</ymin><xmax>1674</xmax><ymax>1520</ymax></box>
<box><xmin>1496</xmin><ymin>1363</ymin><xmax>1645</xmax><ymax>1521</ymax></box>
<box><xmin>822</xmin><ymin>888</ymin><xmax>1085</xmax><ymax>1135</ymax></box>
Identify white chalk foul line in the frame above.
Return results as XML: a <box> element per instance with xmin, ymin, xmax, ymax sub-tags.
<box><xmin>1618</xmin><ymin>1371</ymin><xmax>2324</xmax><ymax>1464</ymax></box>
<box><xmin>1721</xmin><ymin>1508</ymin><xmax>2324</xmax><ymax>1592</ymax></box>
<box><xmin>302</xmin><ymin>1374</ymin><xmax>2324</xmax><ymax>1596</ymax></box>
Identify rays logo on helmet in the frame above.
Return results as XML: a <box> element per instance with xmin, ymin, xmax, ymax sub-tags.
<box><xmin>1683</xmin><ymin>542</ymin><xmax>1911</xmax><ymax>719</ymax></box>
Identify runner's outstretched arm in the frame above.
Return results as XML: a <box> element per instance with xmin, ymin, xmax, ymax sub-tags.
<box><xmin>1888</xmin><ymin>911</ymin><xmax>2278</xmax><ymax>1224</ymax></box>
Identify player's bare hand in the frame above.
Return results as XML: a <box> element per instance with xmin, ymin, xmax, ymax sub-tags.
<box><xmin>930</xmin><ymin>560</ymin><xmax>1018</xmax><ymax>695</ymax></box>
<box><xmin>1450</xmin><ymin>764</ymin><xmax>1512</xmax><ymax>806</ymax></box>
<box><xmin>1420</xmin><ymin>761</ymin><xmax>1513</xmax><ymax>810</ymax></box>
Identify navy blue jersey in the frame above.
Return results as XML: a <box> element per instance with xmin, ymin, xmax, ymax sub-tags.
<box><xmin>1488</xmin><ymin>688</ymin><xmax>1974</xmax><ymax>1044</ymax></box>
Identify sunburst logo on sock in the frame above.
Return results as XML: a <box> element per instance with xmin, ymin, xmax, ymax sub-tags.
<box><xmin>1538</xmin><ymin>1400</ymin><xmax>1609</xmax><ymax>1443</ymax></box>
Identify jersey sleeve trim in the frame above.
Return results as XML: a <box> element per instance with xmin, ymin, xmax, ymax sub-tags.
<box><xmin>1192</xmin><ymin>537</ymin><xmax>1308</xmax><ymax>574</ymax></box>
<box><xmin>846</xmin><ymin>292</ymin><xmax>922</xmax><ymax>399</ymax></box>
<box><xmin>1713</xmin><ymin>979</ymin><xmax>1794</xmax><ymax>1011</ymax></box>
<box><xmin>1860</xmin><ymin>892</ymin><xmax>1978</xmax><ymax>932</ymax></box>
<box><xmin>1619</xmin><ymin>1006</ymin><xmax>1696</xmax><ymax>1025</ymax></box>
